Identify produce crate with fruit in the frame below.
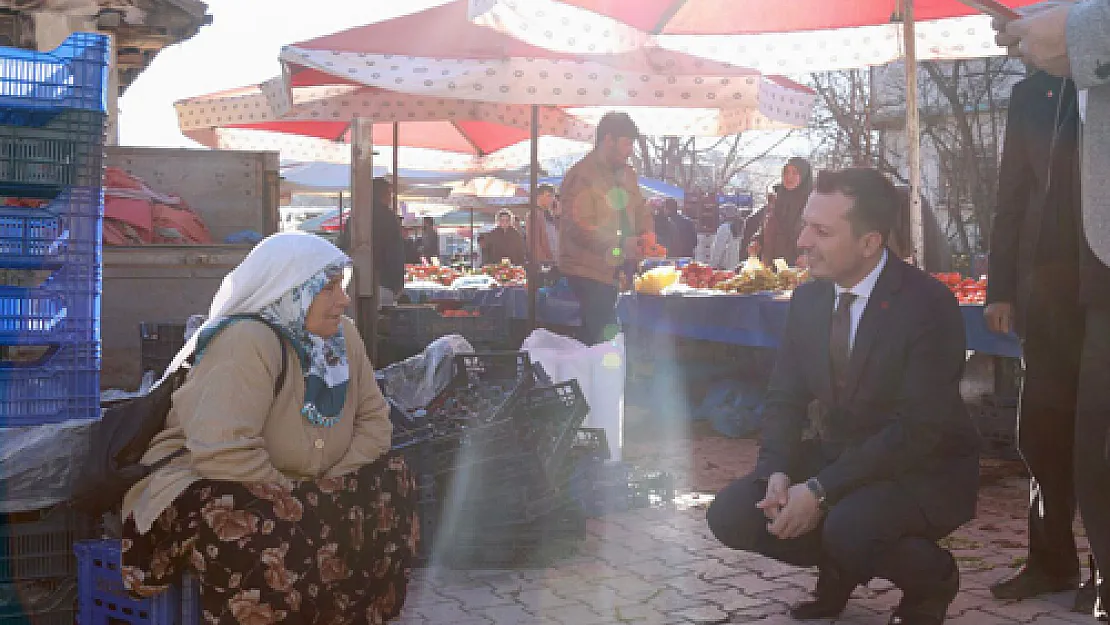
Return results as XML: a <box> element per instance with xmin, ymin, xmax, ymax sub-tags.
<box><xmin>933</xmin><ymin>273</ymin><xmax>987</xmax><ymax>305</ymax></box>
<box><xmin>383</xmin><ymin>304</ymin><xmax>509</xmax><ymax>350</ymax></box>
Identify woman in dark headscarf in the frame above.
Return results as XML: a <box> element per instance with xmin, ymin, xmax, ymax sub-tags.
<box><xmin>757</xmin><ymin>157</ymin><xmax>813</xmax><ymax>266</ymax></box>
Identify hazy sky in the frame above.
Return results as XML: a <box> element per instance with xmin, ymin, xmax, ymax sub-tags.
<box><xmin>118</xmin><ymin>0</ymin><xmax>449</xmax><ymax>147</ymax></box>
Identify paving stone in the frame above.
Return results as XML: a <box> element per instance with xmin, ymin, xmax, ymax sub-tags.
<box><xmin>980</xmin><ymin>598</ymin><xmax>1069</xmax><ymax>622</ymax></box>
<box><xmin>605</xmin><ymin>575</ymin><xmax>674</xmax><ymax>600</ymax></box>
<box><xmin>645</xmin><ymin>588</ymin><xmax>714</xmax><ymax>614</ymax></box>
<box><xmin>546</xmin><ymin>603</ymin><xmax>618</xmax><ymax>625</ymax></box>
<box><xmin>413</xmin><ymin>601</ymin><xmax>491</xmax><ymax>622</ymax></box>
<box><xmin>476</xmin><ymin>604</ymin><xmax>542</xmax><ymax>624</ymax></box>
<box><xmin>436</xmin><ymin>585</ymin><xmax>516</xmax><ymax>609</ymax></box>
<box><xmin>672</xmin><ymin>604</ymin><xmax>730</xmax><ymax>623</ymax></box>
<box><xmin>506</xmin><ymin>587</ymin><xmax>584</xmax><ymax>612</ymax></box>
<box><xmin>683</xmin><ymin>560</ymin><xmax>747</xmax><ymax>581</ymax></box>
<box><xmin>694</xmin><ymin>587</ymin><xmax>774</xmax><ymax>612</ymax></box>
<box><xmin>634</xmin><ymin>558</ymin><xmax>692</xmax><ymax>581</ymax></box>
<box><xmin>714</xmin><ymin>572</ymin><xmax>790</xmax><ymax>595</ymax></box>
<box><xmin>941</xmin><ymin>609</ymin><xmax>1020</xmax><ymax>624</ymax></box>
<box><xmin>610</xmin><ymin>603</ymin><xmax>679</xmax><ymax>624</ymax></box>
<box><xmin>664</xmin><ymin>576</ymin><xmax>726</xmax><ymax>596</ymax></box>
<box><xmin>833</xmin><ymin>604</ymin><xmax>891</xmax><ymax>624</ymax></box>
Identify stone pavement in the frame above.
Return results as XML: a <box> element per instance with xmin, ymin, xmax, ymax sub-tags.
<box><xmin>396</xmin><ymin>433</ymin><xmax>1098</xmax><ymax>625</ymax></box>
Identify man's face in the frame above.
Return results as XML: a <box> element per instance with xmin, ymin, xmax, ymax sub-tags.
<box><xmin>538</xmin><ymin>191</ymin><xmax>554</xmax><ymax>211</ymax></box>
<box><xmin>601</xmin><ymin>135</ymin><xmax>636</xmax><ymax>168</ymax></box>
<box><xmin>377</xmin><ymin>184</ymin><xmax>395</xmax><ymax>209</ymax></box>
<box><xmin>796</xmin><ymin>191</ymin><xmax>882</xmax><ymax>283</ymax></box>
<box><xmin>497</xmin><ymin>214</ymin><xmax>512</xmax><ymax>229</ymax></box>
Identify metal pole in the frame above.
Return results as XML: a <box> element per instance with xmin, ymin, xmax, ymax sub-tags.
<box><xmin>527</xmin><ymin>105</ymin><xmax>540</xmax><ymax>332</ymax></box>
<box><xmin>392</xmin><ymin>122</ymin><xmax>400</xmax><ymax>215</ymax></box>
<box><xmin>350</xmin><ymin>118</ymin><xmax>378</xmax><ymax>361</ymax></box>
<box><xmin>903</xmin><ymin>0</ymin><xmax>926</xmax><ymax>268</ymax></box>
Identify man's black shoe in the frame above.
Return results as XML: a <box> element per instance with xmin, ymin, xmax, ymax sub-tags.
<box><xmin>989</xmin><ymin>564</ymin><xmax>1079</xmax><ymax>601</ymax></box>
<box><xmin>888</xmin><ymin>562</ymin><xmax>960</xmax><ymax>625</ymax></box>
<box><xmin>1074</xmin><ymin>556</ymin><xmax>1098</xmax><ymax>614</ymax></box>
<box><xmin>790</xmin><ymin>566</ymin><xmax>855</xmax><ymax>620</ymax></box>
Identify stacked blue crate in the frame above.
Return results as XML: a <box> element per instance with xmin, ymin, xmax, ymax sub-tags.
<box><xmin>75</xmin><ymin>540</ymin><xmax>199</xmax><ymax>625</ymax></box>
<box><xmin>0</xmin><ymin>33</ymin><xmax>108</xmax><ymax>430</ymax></box>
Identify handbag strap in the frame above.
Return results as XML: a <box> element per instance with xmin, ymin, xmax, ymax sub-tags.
<box><xmin>146</xmin><ymin>315</ymin><xmax>289</xmax><ymax>473</ymax></box>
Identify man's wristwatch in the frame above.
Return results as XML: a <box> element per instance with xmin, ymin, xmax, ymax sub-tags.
<box><xmin>805</xmin><ymin>477</ymin><xmax>828</xmax><ymax>511</ymax></box>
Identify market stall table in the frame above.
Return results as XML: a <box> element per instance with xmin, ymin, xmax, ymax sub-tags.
<box><xmin>616</xmin><ymin>293</ymin><xmax>1021</xmax><ymax>358</ymax></box>
<box><xmin>401</xmin><ymin>284</ymin><xmax>582</xmax><ymax>327</ymax></box>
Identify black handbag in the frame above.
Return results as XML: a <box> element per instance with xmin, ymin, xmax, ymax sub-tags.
<box><xmin>72</xmin><ymin>315</ymin><xmax>288</xmax><ymax>514</ymax></box>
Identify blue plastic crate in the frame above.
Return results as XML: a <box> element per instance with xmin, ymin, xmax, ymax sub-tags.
<box><xmin>0</xmin><ymin>33</ymin><xmax>109</xmax><ymax>126</ymax></box>
<box><xmin>0</xmin><ymin>187</ymin><xmax>102</xmax><ymax>269</ymax></box>
<box><xmin>0</xmin><ymin>341</ymin><xmax>99</xmax><ymax>427</ymax></box>
<box><xmin>0</xmin><ymin>267</ymin><xmax>100</xmax><ymax>345</ymax></box>
<box><xmin>75</xmin><ymin>540</ymin><xmax>189</xmax><ymax>625</ymax></box>
<box><xmin>0</xmin><ymin>110</ymin><xmax>105</xmax><ymax>189</ymax></box>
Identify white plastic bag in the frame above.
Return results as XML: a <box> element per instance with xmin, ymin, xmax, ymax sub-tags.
<box><xmin>521</xmin><ymin>329</ymin><xmax>626</xmax><ymax>461</ymax></box>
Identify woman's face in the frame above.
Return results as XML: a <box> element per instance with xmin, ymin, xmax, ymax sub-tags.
<box><xmin>305</xmin><ymin>276</ymin><xmax>351</xmax><ymax>338</ymax></box>
<box><xmin>782</xmin><ymin>164</ymin><xmax>802</xmax><ymax>191</ymax></box>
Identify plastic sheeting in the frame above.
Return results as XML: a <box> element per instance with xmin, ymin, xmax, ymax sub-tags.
<box><xmin>376</xmin><ymin>334</ymin><xmax>475</xmax><ymax>414</ymax></box>
<box><xmin>0</xmin><ymin>419</ymin><xmax>96</xmax><ymax>513</ymax></box>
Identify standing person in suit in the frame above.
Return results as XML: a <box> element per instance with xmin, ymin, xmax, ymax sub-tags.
<box><xmin>707</xmin><ymin>168</ymin><xmax>980</xmax><ymax>625</ymax></box>
<box><xmin>984</xmin><ymin>71</ymin><xmax>1089</xmax><ymax>605</ymax></box>
<box><xmin>995</xmin><ymin>4</ymin><xmax>1110</xmax><ymax>617</ymax></box>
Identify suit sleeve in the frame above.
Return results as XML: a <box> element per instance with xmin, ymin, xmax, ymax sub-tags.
<box><xmin>987</xmin><ymin>85</ymin><xmax>1031</xmax><ymax>305</ymax></box>
<box><xmin>178</xmin><ymin>323</ymin><xmax>293</xmax><ymax>489</ymax></box>
<box><xmin>1067</xmin><ymin>0</ymin><xmax>1110</xmax><ymax>90</ymax></box>
<box><xmin>326</xmin><ymin>322</ymin><xmax>392</xmax><ymax>478</ymax></box>
<box><xmin>816</xmin><ymin>289</ymin><xmax>967</xmax><ymax>501</ymax></box>
<box><xmin>753</xmin><ymin>294</ymin><xmax>815</xmax><ymax>478</ymax></box>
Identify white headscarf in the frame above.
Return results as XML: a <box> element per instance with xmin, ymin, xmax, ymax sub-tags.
<box><xmin>159</xmin><ymin>232</ymin><xmax>350</xmax><ymax>386</ymax></box>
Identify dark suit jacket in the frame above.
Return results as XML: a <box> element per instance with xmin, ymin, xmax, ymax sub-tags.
<box><xmin>754</xmin><ymin>256</ymin><xmax>981</xmax><ymax>532</ymax></box>
<box><xmin>988</xmin><ymin>72</ymin><xmax>1085</xmax><ymax>335</ymax></box>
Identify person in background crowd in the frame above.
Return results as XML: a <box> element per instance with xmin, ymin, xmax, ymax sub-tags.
<box><xmin>663</xmin><ymin>197</ymin><xmax>698</xmax><ymax>259</ymax></box>
<box><xmin>121</xmin><ymin>233</ymin><xmax>416</xmax><ymax>625</ymax></box>
<box><xmin>708</xmin><ymin>168</ymin><xmax>979</xmax><ymax>625</ymax></box>
<box><xmin>886</xmin><ymin>187</ymin><xmax>952</xmax><ymax>272</ymax></box>
<box><xmin>651</xmin><ymin>198</ymin><xmax>672</xmax><ymax>251</ymax></box>
<box><xmin>338</xmin><ymin>178</ymin><xmax>404</xmax><ymax>307</ymax></box>
<box><xmin>421</xmin><ymin>216</ymin><xmax>440</xmax><ymax>263</ymax></box>
<box><xmin>709</xmin><ymin>203</ymin><xmax>746</xmax><ymax>270</ymax></box>
<box><xmin>403</xmin><ymin>234</ymin><xmax>421</xmax><ymax>265</ymax></box>
<box><xmin>996</xmin><ymin>5</ymin><xmax>1110</xmax><ymax>618</ymax></box>
<box><xmin>483</xmin><ymin>209</ymin><xmax>527</xmax><ymax>266</ymax></box>
<box><xmin>559</xmin><ymin>111</ymin><xmax>652</xmax><ymax>345</ymax></box>
<box><xmin>984</xmin><ymin>71</ymin><xmax>1093</xmax><ymax>609</ymax></box>
<box><xmin>527</xmin><ymin>183</ymin><xmax>560</xmax><ymax>263</ymax></box>
<box><xmin>757</xmin><ymin>157</ymin><xmax>814</xmax><ymax>266</ymax></box>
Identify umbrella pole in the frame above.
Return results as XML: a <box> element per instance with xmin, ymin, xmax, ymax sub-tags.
<box><xmin>392</xmin><ymin>122</ymin><xmax>400</xmax><ymax>215</ymax></box>
<box><xmin>903</xmin><ymin>0</ymin><xmax>925</xmax><ymax>268</ymax></box>
<box><xmin>350</xmin><ymin>117</ymin><xmax>378</xmax><ymax>361</ymax></box>
<box><xmin>470</xmin><ymin>203</ymin><xmax>475</xmax><ymax>269</ymax></box>
<box><xmin>528</xmin><ymin>104</ymin><xmax>539</xmax><ymax>333</ymax></box>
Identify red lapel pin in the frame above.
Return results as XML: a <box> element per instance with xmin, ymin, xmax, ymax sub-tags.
<box><xmin>881</xmin><ymin>301</ymin><xmax>890</xmax><ymax>310</ymax></box>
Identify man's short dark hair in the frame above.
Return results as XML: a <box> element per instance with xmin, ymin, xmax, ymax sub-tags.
<box><xmin>537</xmin><ymin>183</ymin><xmax>556</xmax><ymax>196</ymax></box>
<box><xmin>813</xmin><ymin>168</ymin><xmax>899</xmax><ymax>245</ymax></box>
<box><xmin>595</xmin><ymin>112</ymin><xmax>639</xmax><ymax>147</ymax></box>
<box><xmin>663</xmin><ymin>198</ymin><xmax>679</xmax><ymax>212</ymax></box>
<box><xmin>496</xmin><ymin>209</ymin><xmax>514</xmax><ymax>220</ymax></box>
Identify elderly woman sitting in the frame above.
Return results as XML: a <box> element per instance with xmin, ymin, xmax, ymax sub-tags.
<box><xmin>120</xmin><ymin>233</ymin><xmax>415</xmax><ymax>624</ymax></box>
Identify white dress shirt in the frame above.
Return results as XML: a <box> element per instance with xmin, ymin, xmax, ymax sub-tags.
<box><xmin>833</xmin><ymin>249</ymin><xmax>889</xmax><ymax>350</ymax></box>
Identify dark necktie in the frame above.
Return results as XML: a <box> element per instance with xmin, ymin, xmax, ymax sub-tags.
<box><xmin>830</xmin><ymin>292</ymin><xmax>857</xmax><ymax>395</ymax></box>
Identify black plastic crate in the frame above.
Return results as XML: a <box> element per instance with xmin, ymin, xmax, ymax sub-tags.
<box><xmin>516</xmin><ymin>381</ymin><xmax>590</xmax><ymax>482</ymax></box>
<box><xmin>0</xmin><ymin>506</ymin><xmax>96</xmax><ymax>583</ymax></box>
<box><xmin>384</xmin><ymin>304</ymin><xmax>506</xmax><ymax>349</ymax></box>
<box><xmin>969</xmin><ymin>396</ymin><xmax>1019</xmax><ymax>460</ymax></box>
<box><xmin>139</xmin><ymin>322</ymin><xmax>185</xmax><ymax>379</ymax></box>
<box><xmin>566</xmin><ymin>461</ymin><xmax>676</xmax><ymax>517</ymax></box>
<box><xmin>0</xmin><ymin>110</ymin><xmax>105</xmax><ymax>189</ymax></box>
<box><xmin>0</xmin><ymin>577</ymin><xmax>76</xmax><ymax>625</ymax></box>
<box><xmin>424</xmin><ymin>352</ymin><xmax>536</xmax><ymax>432</ymax></box>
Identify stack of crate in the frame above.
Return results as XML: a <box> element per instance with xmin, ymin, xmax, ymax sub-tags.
<box><xmin>0</xmin><ymin>32</ymin><xmax>109</xmax><ymax>625</ymax></box>
<box><xmin>0</xmin><ymin>32</ymin><xmax>107</xmax><ymax>428</ymax></box>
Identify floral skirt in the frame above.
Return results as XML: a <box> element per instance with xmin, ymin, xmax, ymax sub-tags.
<box><xmin>122</xmin><ymin>452</ymin><xmax>417</xmax><ymax>625</ymax></box>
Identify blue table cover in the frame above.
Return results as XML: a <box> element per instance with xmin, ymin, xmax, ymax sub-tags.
<box><xmin>402</xmin><ymin>286</ymin><xmax>1021</xmax><ymax>358</ymax></box>
<box><xmin>616</xmin><ymin>293</ymin><xmax>1022</xmax><ymax>358</ymax></box>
